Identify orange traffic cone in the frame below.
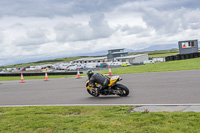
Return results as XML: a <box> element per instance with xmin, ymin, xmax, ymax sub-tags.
<box><xmin>77</xmin><ymin>69</ymin><xmax>80</xmax><ymax>79</ymax></box>
<box><xmin>45</xmin><ymin>72</ymin><xmax>48</xmax><ymax>81</ymax></box>
<box><xmin>109</xmin><ymin>66</ymin><xmax>112</xmax><ymax>75</ymax></box>
<box><xmin>21</xmin><ymin>73</ymin><xmax>24</xmax><ymax>83</ymax></box>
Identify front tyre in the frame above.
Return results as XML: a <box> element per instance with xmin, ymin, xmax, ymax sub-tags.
<box><xmin>114</xmin><ymin>84</ymin><xmax>129</xmax><ymax>96</ymax></box>
<box><xmin>87</xmin><ymin>88</ymin><xmax>100</xmax><ymax>97</ymax></box>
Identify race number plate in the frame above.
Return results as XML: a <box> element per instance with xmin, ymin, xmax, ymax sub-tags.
<box><xmin>111</xmin><ymin>76</ymin><xmax>119</xmax><ymax>81</ymax></box>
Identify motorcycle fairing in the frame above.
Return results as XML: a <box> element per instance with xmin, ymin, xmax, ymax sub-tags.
<box><xmin>108</xmin><ymin>76</ymin><xmax>119</xmax><ymax>86</ymax></box>
<box><xmin>86</xmin><ymin>81</ymin><xmax>99</xmax><ymax>89</ymax></box>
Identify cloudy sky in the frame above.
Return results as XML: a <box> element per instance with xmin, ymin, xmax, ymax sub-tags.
<box><xmin>0</xmin><ymin>0</ymin><xmax>200</xmax><ymax>66</ymax></box>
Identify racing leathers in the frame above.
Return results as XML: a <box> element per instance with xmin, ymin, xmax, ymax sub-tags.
<box><xmin>88</xmin><ymin>73</ymin><xmax>110</xmax><ymax>90</ymax></box>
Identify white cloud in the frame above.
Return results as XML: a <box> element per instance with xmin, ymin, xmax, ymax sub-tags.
<box><xmin>54</xmin><ymin>13</ymin><xmax>114</xmax><ymax>42</ymax></box>
<box><xmin>0</xmin><ymin>0</ymin><xmax>132</xmax><ymax>18</ymax></box>
<box><xmin>0</xmin><ymin>31</ymin><xmax>3</xmax><ymax>42</ymax></box>
<box><xmin>54</xmin><ymin>22</ymin><xmax>92</xmax><ymax>42</ymax></box>
<box><xmin>89</xmin><ymin>13</ymin><xmax>115</xmax><ymax>38</ymax></box>
<box><xmin>121</xmin><ymin>25</ymin><xmax>146</xmax><ymax>35</ymax></box>
<box><xmin>0</xmin><ymin>0</ymin><xmax>200</xmax><ymax>66</ymax></box>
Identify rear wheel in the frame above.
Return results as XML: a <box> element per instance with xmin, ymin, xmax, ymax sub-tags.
<box><xmin>87</xmin><ymin>88</ymin><xmax>100</xmax><ymax>97</ymax></box>
<box><xmin>114</xmin><ymin>84</ymin><xmax>129</xmax><ymax>96</ymax></box>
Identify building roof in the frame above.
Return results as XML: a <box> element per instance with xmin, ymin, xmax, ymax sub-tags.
<box><xmin>108</xmin><ymin>48</ymin><xmax>125</xmax><ymax>51</ymax></box>
<box><xmin>115</xmin><ymin>54</ymin><xmax>148</xmax><ymax>59</ymax></box>
<box><xmin>178</xmin><ymin>39</ymin><xmax>198</xmax><ymax>43</ymax></box>
<box><xmin>107</xmin><ymin>51</ymin><xmax>128</xmax><ymax>55</ymax></box>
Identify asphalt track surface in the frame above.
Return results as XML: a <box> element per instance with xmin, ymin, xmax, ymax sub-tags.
<box><xmin>0</xmin><ymin>70</ymin><xmax>200</xmax><ymax>106</ymax></box>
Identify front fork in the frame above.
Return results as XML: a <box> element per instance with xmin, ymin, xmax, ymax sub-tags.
<box><xmin>92</xmin><ymin>87</ymin><xmax>100</xmax><ymax>95</ymax></box>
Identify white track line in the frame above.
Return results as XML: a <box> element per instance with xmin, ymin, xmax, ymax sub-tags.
<box><xmin>0</xmin><ymin>104</ymin><xmax>200</xmax><ymax>107</ymax></box>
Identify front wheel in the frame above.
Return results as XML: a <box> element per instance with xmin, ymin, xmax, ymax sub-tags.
<box><xmin>87</xmin><ymin>88</ymin><xmax>100</xmax><ymax>97</ymax></box>
<box><xmin>114</xmin><ymin>84</ymin><xmax>129</xmax><ymax>96</ymax></box>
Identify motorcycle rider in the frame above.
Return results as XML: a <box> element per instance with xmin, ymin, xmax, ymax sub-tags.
<box><xmin>86</xmin><ymin>70</ymin><xmax>110</xmax><ymax>94</ymax></box>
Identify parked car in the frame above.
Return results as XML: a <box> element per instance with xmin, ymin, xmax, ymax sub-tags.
<box><xmin>100</xmin><ymin>63</ymin><xmax>108</xmax><ymax>68</ymax></box>
<box><xmin>110</xmin><ymin>62</ymin><xmax>122</xmax><ymax>66</ymax></box>
<box><xmin>143</xmin><ymin>60</ymin><xmax>155</xmax><ymax>64</ymax></box>
<box><xmin>67</xmin><ymin>65</ymin><xmax>77</xmax><ymax>71</ymax></box>
<box><xmin>77</xmin><ymin>65</ymin><xmax>83</xmax><ymax>69</ymax></box>
<box><xmin>121</xmin><ymin>62</ymin><xmax>131</xmax><ymax>67</ymax></box>
<box><xmin>85</xmin><ymin>63</ymin><xmax>97</xmax><ymax>69</ymax></box>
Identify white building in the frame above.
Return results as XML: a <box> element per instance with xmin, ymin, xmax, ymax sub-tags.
<box><xmin>72</xmin><ymin>54</ymin><xmax>149</xmax><ymax>65</ymax></box>
<box><xmin>72</xmin><ymin>57</ymin><xmax>107</xmax><ymax>64</ymax></box>
<box><xmin>114</xmin><ymin>54</ymin><xmax>149</xmax><ymax>64</ymax></box>
<box><xmin>71</xmin><ymin>48</ymin><xmax>149</xmax><ymax>65</ymax></box>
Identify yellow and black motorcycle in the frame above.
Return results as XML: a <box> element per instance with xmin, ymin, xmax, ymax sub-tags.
<box><xmin>86</xmin><ymin>75</ymin><xmax>129</xmax><ymax>97</ymax></box>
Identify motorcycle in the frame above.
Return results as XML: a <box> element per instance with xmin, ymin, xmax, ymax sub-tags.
<box><xmin>86</xmin><ymin>75</ymin><xmax>129</xmax><ymax>97</ymax></box>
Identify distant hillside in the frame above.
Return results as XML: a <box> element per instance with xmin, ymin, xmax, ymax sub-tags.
<box><xmin>77</xmin><ymin>44</ymin><xmax>178</xmax><ymax>56</ymax></box>
<box><xmin>126</xmin><ymin>44</ymin><xmax>178</xmax><ymax>53</ymax></box>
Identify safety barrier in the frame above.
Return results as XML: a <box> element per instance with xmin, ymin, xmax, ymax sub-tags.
<box><xmin>0</xmin><ymin>71</ymin><xmax>83</xmax><ymax>77</ymax></box>
<box><xmin>165</xmin><ymin>52</ymin><xmax>200</xmax><ymax>61</ymax></box>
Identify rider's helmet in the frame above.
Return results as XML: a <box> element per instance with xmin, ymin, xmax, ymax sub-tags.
<box><xmin>86</xmin><ymin>70</ymin><xmax>94</xmax><ymax>79</ymax></box>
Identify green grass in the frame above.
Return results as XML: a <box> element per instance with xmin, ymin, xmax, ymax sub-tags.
<box><xmin>129</xmin><ymin>49</ymin><xmax>179</xmax><ymax>57</ymax></box>
<box><xmin>98</xmin><ymin>58</ymin><xmax>200</xmax><ymax>75</ymax></box>
<box><xmin>149</xmin><ymin>52</ymin><xmax>179</xmax><ymax>58</ymax></box>
<box><xmin>0</xmin><ymin>75</ymin><xmax>76</xmax><ymax>81</ymax></box>
<box><xmin>0</xmin><ymin>106</ymin><xmax>199</xmax><ymax>133</ymax></box>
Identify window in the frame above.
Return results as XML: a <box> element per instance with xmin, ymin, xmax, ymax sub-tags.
<box><xmin>182</xmin><ymin>41</ymin><xmax>195</xmax><ymax>48</ymax></box>
<box><xmin>188</xmin><ymin>42</ymin><xmax>191</xmax><ymax>47</ymax></box>
<box><xmin>182</xmin><ymin>42</ymin><xmax>189</xmax><ymax>48</ymax></box>
<box><xmin>191</xmin><ymin>41</ymin><xmax>194</xmax><ymax>46</ymax></box>
<box><xmin>108</xmin><ymin>55</ymin><xmax>113</xmax><ymax>59</ymax></box>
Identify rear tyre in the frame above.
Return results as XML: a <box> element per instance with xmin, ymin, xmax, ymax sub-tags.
<box><xmin>87</xmin><ymin>88</ymin><xmax>100</xmax><ymax>97</ymax></box>
<box><xmin>114</xmin><ymin>84</ymin><xmax>129</xmax><ymax>96</ymax></box>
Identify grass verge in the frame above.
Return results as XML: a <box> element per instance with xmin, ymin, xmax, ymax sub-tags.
<box><xmin>0</xmin><ymin>106</ymin><xmax>200</xmax><ymax>133</ymax></box>
<box><xmin>98</xmin><ymin>58</ymin><xmax>200</xmax><ymax>75</ymax></box>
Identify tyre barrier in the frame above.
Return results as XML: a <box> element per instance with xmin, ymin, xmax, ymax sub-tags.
<box><xmin>165</xmin><ymin>52</ymin><xmax>200</xmax><ymax>61</ymax></box>
<box><xmin>0</xmin><ymin>71</ymin><xmax>83</xmax><ymax>77</ymax></box>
